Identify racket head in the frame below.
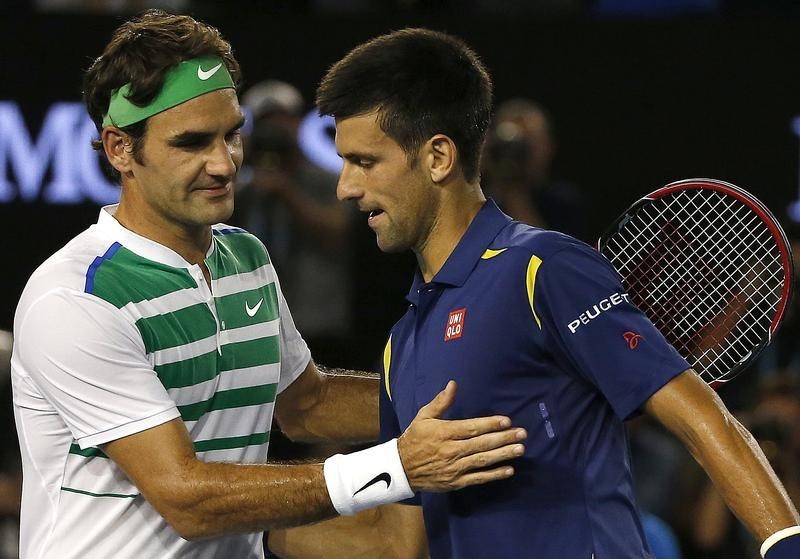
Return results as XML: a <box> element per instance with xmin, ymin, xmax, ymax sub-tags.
<box><xmin>598</xmin><ymin>178</ymin><xmax>794</xmax><ymax>387</ymax></box>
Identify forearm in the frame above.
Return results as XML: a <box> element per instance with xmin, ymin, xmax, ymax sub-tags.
<box><xmin>646</xmin><ymin>372</ymin><xmax>799</xmax><ymax>542</ymax></box>
<box><xmin>105</xmin><ymin>393</ymin><xmax>526</xmax><ymax>542</ymax></box>
<box><xmin>283</xmin><ymin>366</ymin><xmax>379</xmax><ymax>444</ymax></box>
<box><xmin>683</xmin><ymin>412</ymin><xmax>799</xmax><ymax>541</ymax></box>
<box><xmin>145</xmin><ymin>460</ymin><xmax>336</xmax><ymax>539</ymax></box>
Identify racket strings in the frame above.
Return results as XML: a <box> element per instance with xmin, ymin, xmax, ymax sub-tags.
<box><xmin>602</xmin><ymin>188</ymin><xmax>785</xmax><ymax>383</ymax></box>
<box><xmin>648</xmin><ymin>192</ymin><xmax>777</xmax><ymax>377</ymax></box>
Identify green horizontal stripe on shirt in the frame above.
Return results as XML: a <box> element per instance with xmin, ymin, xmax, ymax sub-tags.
<box><xmin>91</xmin><ymin>246</ymin><xmax>196</xmax><ymax>307</ymax></box>
<box><xmin>216</xmin><ymin>282</ymin><xmax>279</xmax><ymax>330</ymax></box>
<box><xmin>136</xmin><ymin>302</ymin><xmax>218</xmax><ymax>354</ymax></box>
<box><xmin>210</xmin><ymin>233</ymin><xmax>270</xmax><ymax>278</ymax></box>
<box><xmin>155</xmin><ymin>335</ymin><xmax>279</xmax><ymax>390</ymax></box>
<box><xmin>194</xmin><ymin>431</ymin><xmax>270</xmax><ymax>453</ymax></box>
<box><xmin>178</xmin><ymin>383</ymin><xmax>278</xmax><ymax>422</ymax></box>
<box><xmin>68</xmin><ymin>444</ymin><xmax>107</xmax><ymax>459</ymax></box>
<box><xmin>61</xmin><ymin>486</ymin><xmax>138</xmax><ymax>499</ymax></box>
<box><xmin>219</xmin><ymin>335</ymin><xmax>280</xmax><ymax>371</ymax></box>
<box><xmin>156</xmin><ymin>349</ymin><xmax>218</xmax><ymax>389</ymax></box>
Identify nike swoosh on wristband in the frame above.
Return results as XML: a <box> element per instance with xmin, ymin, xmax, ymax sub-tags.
<box><xmin>197</xmin><ymin>62</ymin><xmax>222</xmax><ymax>81</ymax></box>
<box><xmin>353</xmin><ymin>472</ymin><xmax>392</xmax><ymax>496</ymax></box>
<box><xmin>245</xmin><ymin>298</ymin><xmax>263</xmax><ymax>317</ymax></box>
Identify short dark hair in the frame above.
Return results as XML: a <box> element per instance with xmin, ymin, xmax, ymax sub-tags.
<box><xmin>83</xmin><ymin>9</ymin><xmax>242</xmax><ymax>182</ymax></box>
<box><xmin>316</xmin><ymin>28</ymin><xmax>492</xmax><ymax>183</ymax></box>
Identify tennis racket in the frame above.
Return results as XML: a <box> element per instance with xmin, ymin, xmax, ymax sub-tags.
<box><xmin>598</xmin><ymin>178</ymin><xmax>794</xmax><ymax>387</ymax></box>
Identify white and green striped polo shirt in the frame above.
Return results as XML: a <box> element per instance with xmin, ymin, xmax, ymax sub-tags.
<box><xmin>11</xmin><ymin>205</ymin><xmax>310</xmax><ymax>558</ymax></box>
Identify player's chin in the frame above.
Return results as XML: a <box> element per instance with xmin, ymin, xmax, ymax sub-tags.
<box><xmin>195</xmin><ymin>196</ymin><xmax>234</xmax><ymax>225</ymax></box>
<box><xmin>375</xmin><ymin>234</ymin><xmax>409</xmax><ymax>254</ymax></box>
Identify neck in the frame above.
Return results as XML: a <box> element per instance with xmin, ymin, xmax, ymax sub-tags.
<box><xmin>114</xmin><ymin>200</ymin><xmax>212</xmax><ymax>266</ymax></box>
<box><xmin>415</xmin><ymin>185</ymin><xmax>486</xmax><ymax>282</ymax></box>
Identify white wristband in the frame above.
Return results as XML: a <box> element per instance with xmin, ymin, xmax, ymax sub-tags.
<box><xmin>761</xmin><ymin>526</ymin><xmax>800</xmax><ymax>557</ymax></box>
<box><xmin>323</xmin><ymin>438</ymin><xmax>414</xmax><ymax>516</ymax></box>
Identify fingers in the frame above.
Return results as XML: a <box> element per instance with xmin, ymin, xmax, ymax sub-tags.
<box><xmin>406</xmin><ymin>437</ymin><xmax>525</xmax><ymax>493</ymax></box>
<box><xmin>442</xmin><ymin>415</ymin><xmax>515</xmax><ymax>440</ymax></box>
<box><xmin>399</xmin><ymin>383</ymin><xmax>530</xmax><ymax>493</ymax></box>
<box><xmin>398</xmin><ymin>419</ymin><xmax>527</xmax><ymax>493</ymax></box>
<box><xmin>456</xmin><ymin>427</ymin><xmax>527</xmax><ymax>452</ymax></box>
<box><xmin>415</xmin><ymin>381</ymin><xmax>515</xmax><ymax>438</ymax></box>
<box><xmin>416</xmin><ymin>380</ymin><xmax>457</xmax><ymax>420</ymax></box>
<box><xmin>448</xmin><ymin>440</ymin><xmax>525</xmax><ymax>477</ymax></box>
<box><xmin>443</xmin><ymin>465</ymin><xmax>516</xmax><ymax>491</ymax></box>
<box><xmin>431</xmin><ymin>433</ymin><xmax>526</xmax><ymax>491</ymax></box>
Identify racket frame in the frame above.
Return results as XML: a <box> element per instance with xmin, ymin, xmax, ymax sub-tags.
<box><xmin>597</xmin><ymin>178</ymin><xmax>795</xmax><ymax>385</ymax></box>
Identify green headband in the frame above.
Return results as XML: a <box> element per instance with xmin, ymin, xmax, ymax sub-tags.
<box><xmin>102</xmin><ymin>56</ymin><xmax>235</xmax><ymax>128</ymax></box>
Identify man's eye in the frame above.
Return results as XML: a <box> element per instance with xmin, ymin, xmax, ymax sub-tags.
<box><xmin>173</xmin><ymin>137</ymin><xmax>208</xmax><ymax>149</ymax></box>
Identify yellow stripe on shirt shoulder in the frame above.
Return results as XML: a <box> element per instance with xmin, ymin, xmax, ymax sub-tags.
<box><xmin>526</xmin><ymin>255</ymin><xmax>543</xmax><ymax>329</ymax></box>
<box><xmin>383</xmin><ymin>334</ymin><xmax>392</xmax><ymax>401</ymax></box>
<box><xmin>481</xmin><ymin>248</ymin><xmax>507</xmax><ymax>259</ymax></box>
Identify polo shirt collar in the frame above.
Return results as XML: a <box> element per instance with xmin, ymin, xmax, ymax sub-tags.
<box><xmin>406</xmin><ymin>199</ymin><xmax>511</xmax><ymax>302</ymax></box>
<box><xmin>96</xmin><ymin>204</ymin><xmax>215</xmax><ymax>268</ymax></box>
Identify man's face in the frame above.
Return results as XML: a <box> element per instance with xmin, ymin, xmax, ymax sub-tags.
<box><xmin>334</xmin><ymin>111</ymin><xmax>437</xmax><ymax>253</ymax></box>
<box><xmin>126</xmin><ymin>88</ymin><xmax>245</xmax><ymax>232</ymax></box>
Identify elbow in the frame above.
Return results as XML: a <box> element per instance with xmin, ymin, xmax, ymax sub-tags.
<box><xmin>156</xmin><ymin>498</ymin><xmax>215</xmax><ymax>541</ymax></box>
<box><xmin>166</xmin><ymin>515</ymin><xmax>209</xmax><ymax>542</ymax></box>
<box><xmin>143</xmin><ymin>463</ymin><xmax>220</xmax><ymax>541</ymax></box>
<box><xmin>161</xmin><ymin>500</ymin><xmax>218</xmax><ymax>541</ymax></box>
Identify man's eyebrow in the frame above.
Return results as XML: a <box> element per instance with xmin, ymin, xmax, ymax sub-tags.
<box><xmin>167</xmin><ymin>130</ymin><xmax>213</xmax><ymax>146</ymax></box>
<box><xmin>340</xmin><ymin>150</ymin><xmax>376</xmax><ymax>160</ymax></box>
<box><xmin>167</xmin><ymin>118</ymin><xmax>244</xmax><ymax>146</ymax></box>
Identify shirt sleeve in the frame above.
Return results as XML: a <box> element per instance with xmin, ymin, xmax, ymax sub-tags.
<box><xmin>274</xmin><ymin>272</ymin><xmax>312</xmax><ymax>394</ymax></box>
<box><xmin>534</xmin><ymin>243</ymin><xmax>690</xmax><ymax>419</ymax></box>
<box><xmin>14</xmin><ymin>288</ymin><xmax>181</xmax><ymax>449</ymax></box>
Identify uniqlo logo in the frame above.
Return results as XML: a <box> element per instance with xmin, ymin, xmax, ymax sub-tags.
<box><xmin>444</xmin><ymin>308</ymin><xmax>466</xmax><ymax>341</ymax></box>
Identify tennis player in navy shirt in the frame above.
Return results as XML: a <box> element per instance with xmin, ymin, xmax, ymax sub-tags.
<box><xmin>316</xmin><ymin>28</ymin><xmax>800</xmax><ymax>559</ymax></box>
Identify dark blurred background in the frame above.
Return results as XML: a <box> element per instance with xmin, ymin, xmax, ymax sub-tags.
<box><xmin>3</xmin><ymin>3</ymin><xmax>800</xmax><ymax>357</ymax></box>
<box><xmin>2</xmin><ymin>2</ymin><xmax>800</xmax><ymax>558</ymax></box>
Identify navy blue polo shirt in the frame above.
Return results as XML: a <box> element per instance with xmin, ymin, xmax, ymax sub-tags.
<box><xmin>379</xmin><ymin>200</ymin><xmax>689</xmax><ymax>559</ymax></box>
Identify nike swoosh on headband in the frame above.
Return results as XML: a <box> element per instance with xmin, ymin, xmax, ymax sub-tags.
<box><xmin>197</xmin><ymin>62</ymin><xmax>222</xmax><ymax>81</ymax></box>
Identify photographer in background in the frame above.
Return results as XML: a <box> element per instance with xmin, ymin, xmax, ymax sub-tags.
<box><xmin>234</xmin><ymin>80</ymin><xmax>354</xmax><ymax>367</ymax></box>
<box><xmin>483</xmin><ymin>98</ymin><xmax>591</xmax><ymax>241</ymax></box>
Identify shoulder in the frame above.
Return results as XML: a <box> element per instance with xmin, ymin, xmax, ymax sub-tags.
<box><xmin>489</xmin><ymin>221</ymin><xmax>599</xmax><ymax>266</ymax></box>
<box><xmin>15</xmin><ymin>226</ymin><xmax>131</xmax><ymax>327</ymax></box>
<box><xmin>20</xmin><ymin>226</ymin><xmax>117</xmax><ymax>302</ymax></box>
<box><xmin>211</xmin><ymin>224</ymin><xmax>268</xmax><ymax>254</ymax></box>
<box><xmin>479</xmin><ymin>223</ymin><xmax>620</xmax><ymax>299</ymax></box>
<box><xmin>210</xmin><ymin>224</ymin><xmax>277</xmax><ymax>280</ymax></box>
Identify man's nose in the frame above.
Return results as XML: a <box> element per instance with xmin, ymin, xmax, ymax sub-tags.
<box><xmin>336</xmin><ymin>163</ymin><xmax>361</xmax><ymax>201</ymax></box>
<box><xmin>207</xmin><ymin>138</ymin><xmax>239</xmax><ymax>179</ymax></box>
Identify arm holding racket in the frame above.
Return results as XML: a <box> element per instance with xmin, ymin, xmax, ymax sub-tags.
<box><xmin>644</xmin><ymin>370</ymin><xmax>800</xmax><ymax>558</ymax></box>
<box><xmin>601</xmin><ymin>178</ymin><xmax>800</xmax><ymax>557</ymax></box>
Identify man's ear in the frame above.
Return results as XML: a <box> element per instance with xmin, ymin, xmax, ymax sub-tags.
<box><xmin>426</xmin><ymin>134</ymin><xmax>457</xmax><ymax>184</ymax></box>
<box><xmin>102</xmin><ymin>128</ymin><xmax>135</xmax><ymax>175</ymax></box>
